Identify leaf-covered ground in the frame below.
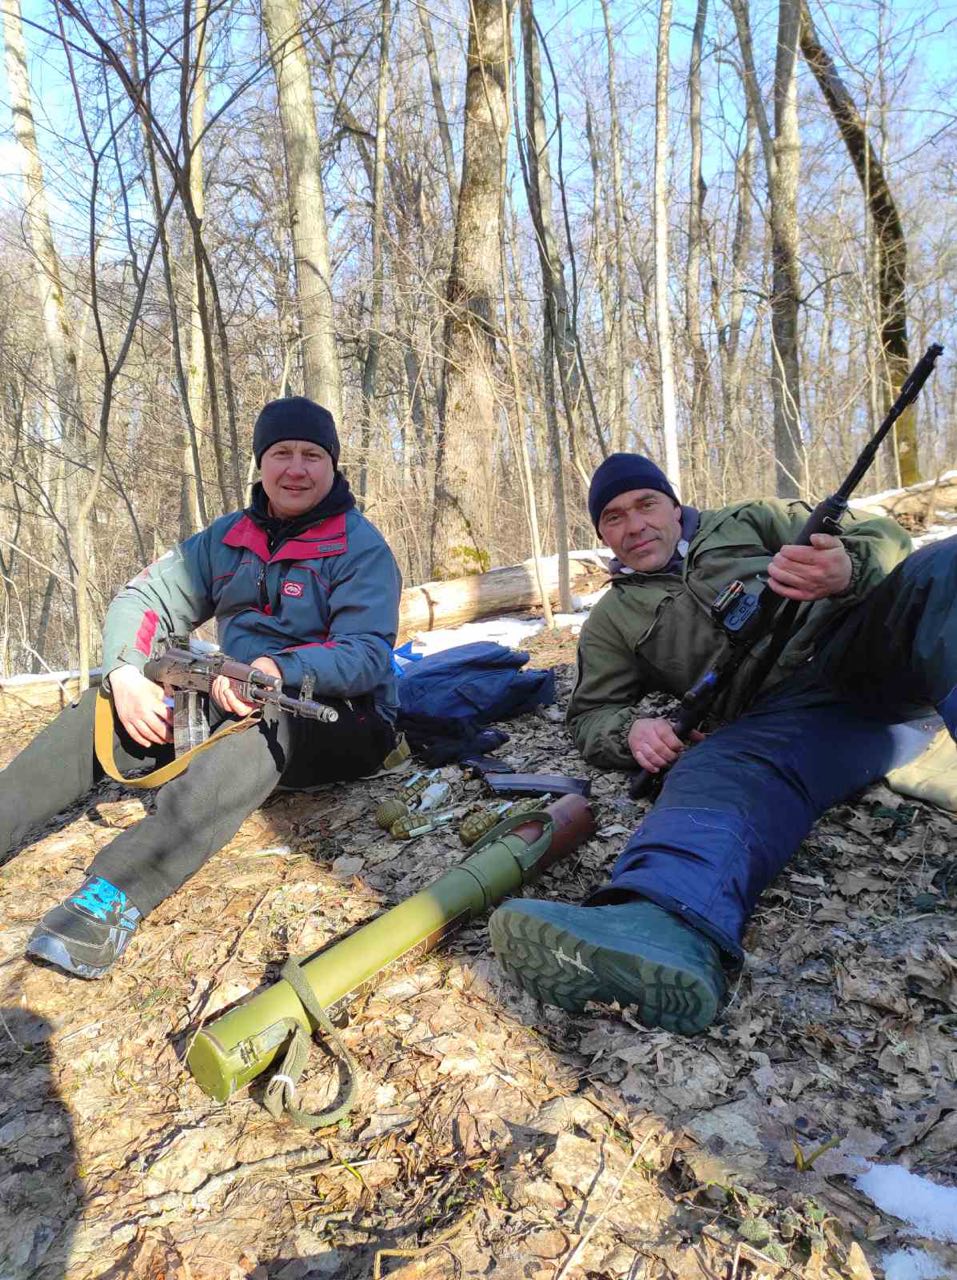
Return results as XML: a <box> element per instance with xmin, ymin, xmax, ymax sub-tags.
<box><xmin>1</xmin><ymin>628</ymin><xmax>955</xmax><ymax>1280</ymax></box>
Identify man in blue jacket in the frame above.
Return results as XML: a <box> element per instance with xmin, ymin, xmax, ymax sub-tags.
<box><xmin>0</xmin><ymin>397</ymin><xmax>403</xmax><ymax>979</ymax></box>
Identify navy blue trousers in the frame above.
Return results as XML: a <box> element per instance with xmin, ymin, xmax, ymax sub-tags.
<box><xmin>603</xmin><ymin>537</ymin><xmax>957</xmax><ymax>958</ymax></box>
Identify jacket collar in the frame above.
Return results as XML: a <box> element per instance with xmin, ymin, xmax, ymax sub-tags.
<box><xmin>223</xmin><ymin>509</ymin><xmax>349</xmax><ymax>563</ymax></box>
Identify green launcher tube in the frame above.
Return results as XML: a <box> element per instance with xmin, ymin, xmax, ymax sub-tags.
<box><xmin>187</xmin><ymin>793</ymin><xmax>595</xmax><ymax>1102</ymax></box>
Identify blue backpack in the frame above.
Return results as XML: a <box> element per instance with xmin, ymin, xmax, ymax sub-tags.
<box><xmin>396</xmin><ymin>641</ymin><xmax>556</xmax><ymax>764</ymax></box>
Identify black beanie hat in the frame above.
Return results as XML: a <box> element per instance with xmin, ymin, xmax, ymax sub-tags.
<box><xmin>253</xmin><ymin>396</ymin><xmax>340</xmax><ymax>468</ymax></box>
<box><xmin>588</xmin><ymin>452</ymin><xmax>678</xmax><ymax>531</ymax></box>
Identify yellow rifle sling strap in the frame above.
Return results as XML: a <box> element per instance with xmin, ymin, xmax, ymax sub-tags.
<box><xmin>94</xmin><ymin>687</ymin><xmax>259</xmax><ymax>788</ymax></box>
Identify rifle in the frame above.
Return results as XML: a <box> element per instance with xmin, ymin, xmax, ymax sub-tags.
<box><xmin>630</xmin><ymin>342</ymin><xmax>944</xmax><ymax>800</ymax></box>
<box><xmin>144</xmin><ymin>640</ymin><xmax>339</xmax><ymax>756</ymax></box>
<box><xmin>186</xmin><ymin>793</ymin><xmax>596</xmax><ymax>1125</ymax></box>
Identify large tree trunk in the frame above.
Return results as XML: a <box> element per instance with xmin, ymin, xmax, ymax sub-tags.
<box><xmin>2</xmin><ymin>0</ymin><xmax>83</xmax><ymax>647</ymax></box>
<box><xmin>599</xmin><ymin>0</ymin><xmax>630</xmax><ymax>451</ymax></box>
<box><xmin>653</xmin><ymin>0</ymin><xmax>680</xmax><ymax>489</ymax></box>
<box><xmin>518</xmin><ymin>0</ymin><xmax>574</xmax><ymax>610</ymax></box>
<box><xmin>798</xmin><ymin>0</ymin><xmax>918</xmax><ymax>486</ymax></box>
<box><xmin>770</xmin><ymin>0</ymin><xmax>803</xmax><ymax>497</ymax></box>
<box><xmin>416</xmin><ymin>1</ymin><xmax>459</xmax><ymax>211</ymax></box>
<box><xmin>729</xmin><ymin>0</ymin><xmax>803</xmax><ymax>497</ymax></box>
<box><xmin>685</xmin><ymin>0</ymin><xmax>710</xmax><ymax>504</ymax></box>
<box><xmin>183</xmin><ymin>0</ymin><xmax>209</xmax><ymax>535</ymax></box>
<box><xmin>585</xmin><ymin>99</ymin><xmax>616</xmax><ymax>452</ymax></box>
<box><xmin>430</xmin><ymin>0</ymin><xmax>511</xmax><ymax>579</ymax></box>
<box><xmin>359</xmin><ymin>0</ymin><xmax>392</xmax><ymax>499</ymax></box>
<box><xmin>262</xmin><ymin>0</ymin><xmax>343</xmax><ymax>421</ymax></box>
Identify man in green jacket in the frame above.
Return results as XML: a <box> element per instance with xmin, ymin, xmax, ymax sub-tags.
<box><xmin>490</xmin><ymin>453</ymin><xmax>957</xmax><ymax>1034</ymax></box>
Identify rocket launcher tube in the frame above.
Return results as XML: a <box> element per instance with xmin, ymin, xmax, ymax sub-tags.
<box><xmin>187</xmin><ymin>793</ymin><xmax>595</xmax><ymax>1103</ymax></box>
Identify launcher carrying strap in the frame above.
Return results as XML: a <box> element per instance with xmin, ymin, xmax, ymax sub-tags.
<box><xmin>93</xmin><ymin>688</ymin><xmax>258</xmax><ymax>788</ymax></box>
<box><xmin>262</xmin><ymin>957</ymin><xmax>360</xmax><ymax>1130</ymax></box>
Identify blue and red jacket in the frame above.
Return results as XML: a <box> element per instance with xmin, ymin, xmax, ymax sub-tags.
<box><xmin>101</xmin><ymin>498</ymin><xmax>402</xmax><ymax>722</ymax></box>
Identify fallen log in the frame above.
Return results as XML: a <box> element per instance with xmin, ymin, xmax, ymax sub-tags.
<box><xmin>0</xmin><ymin>551</ymin><xmax>611</xmax><ymax>713</ymax></box>
<box><xmin>849</xmin><ymin>469</ymin><xmax>957</xmax><ymax>520</ymax></box>
<box><xmin>397</xmin><ymin>550</ymin><xmax>609</xmax><ymax>641</ymax></box>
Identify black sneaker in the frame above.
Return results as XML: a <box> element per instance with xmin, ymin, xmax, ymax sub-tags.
<box><xmin>26</xmin><ymin>876</ymin><xmax>142</xmax><ymax>979</ymax></box>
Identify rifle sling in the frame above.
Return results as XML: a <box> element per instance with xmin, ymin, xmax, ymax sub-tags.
<box><xmin>262</xmin><ymin>956</ymin><xmax>360</xmax><ymax>1130</ymax></box>
<box><xmin>94</xmin><ymin>688</ymin><xmax>259</xmax><ymax>788</ymax></box>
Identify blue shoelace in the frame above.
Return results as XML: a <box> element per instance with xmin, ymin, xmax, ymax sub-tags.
<box><xmin>71</xmin><ymin>877</ymin><xmax>127</xmax><ymax>922</ymax></box>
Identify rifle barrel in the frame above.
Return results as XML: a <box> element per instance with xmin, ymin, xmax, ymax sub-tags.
<box><xmin>628</xmin><ymin>341</ymin><xmax>943</xmax><ymax>802</ymax></box>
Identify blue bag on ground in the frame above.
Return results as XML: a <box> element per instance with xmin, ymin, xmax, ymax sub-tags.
<box><xmin>396</xmin><ymin>641</ymin><xmax>556</xmax><ymax>764</ymax></box>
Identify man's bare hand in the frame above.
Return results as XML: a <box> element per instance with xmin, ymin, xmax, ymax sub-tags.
<box><xmin>109</xmin><ymin>664</ymin><xmax>173</xmax><ymax>748</ymax></box>
<box><xmin>767</xmin><ymin>533</ymin><xmax>852</xmax><ymax>601</ymax></box>
<box><xmin>210</xmin><ymin>656</ymin><xmax>283</xmax><ymax>716</ymax></box>
<box><xmin>627</xmin><ymin>717</ymin><xmax>705</xmax><ymax>773</ymax></box>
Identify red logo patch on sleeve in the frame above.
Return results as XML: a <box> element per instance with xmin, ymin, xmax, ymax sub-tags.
<box><xmin>282</xmin><ymin>581</ymin><xmax>304</xmax><ymax>598</ymax></box>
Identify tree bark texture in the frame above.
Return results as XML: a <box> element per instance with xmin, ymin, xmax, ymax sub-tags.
<box><xmin>685</xmin><ymin>0</ymin><xmax>710</xmax><ymax>503</ymax></box>
<box><xmin>184</xmin><ymin>0</ymin><xmax>209</xmax><ymax>535</ymax></box>
<box><xmin>519</xmin><ymin>0</ymin><xmax>573</xmax><ymax>609</ymax></box>
<box><xmin>2</xmin><ymin>0</ymin><xmax>83</xmax><ymax>645</ymax></box>
<box><xmin>416</xmin><ymin>1</ymin><xmax>459</xmax><ymax>211</ymax></box>
<box><xmin>2</xmin><ymin>0</ymin><xmax>84</xmax><ymax>489</ymax></box>
<box><xmin>359</xmin><ymin>0</ymin><xmax>392</xmax><ymax>498</ymax></box>
<box><xmin>798</xmin><ymin>0</ymin><xmax>918</xmax><ymax>485</ymax></box>
<box><xmin>653</xmin><ymin>0</ymin><xmax>680</xmax><ymax>490</ymax></box>
<box><xmin>262</xmin><ymin>0</ymin><xmax>343</xmax><ymax>422</ymax></box>
<box><xmin>431</xmin><ymin>0</ymin><xmax>511</xmax><ymax>579</ymax></box>
<box><xmin>729</xmin><ymin>0</ymin><xmax>803</xmax><ymax>497</ymax></box>
<box><xmin>599</xmin><ymin>0</ymin><xmax>630</xmax><ymax>452</ymax></box>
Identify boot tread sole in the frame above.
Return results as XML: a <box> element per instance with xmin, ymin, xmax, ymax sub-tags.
<box><xmin>489</xmin><ymin>908</ymin><xmax>719</xmax><ymax>1035</ymax></box>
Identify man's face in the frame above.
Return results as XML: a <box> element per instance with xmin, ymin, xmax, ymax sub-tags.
<box><xmin>598</xmin><ymin>487</ymin><xmax>683</xmax><ymax>572</ymax></box>
<box><xmin>260</xmin><ymin>439</ymin><xmax>335</xmax><ymax>519</ymax></box>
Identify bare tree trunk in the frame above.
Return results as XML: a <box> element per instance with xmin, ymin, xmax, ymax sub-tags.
<box><xmin>183</xmin><ymin>0</ymin><xmax>208</xmax><ymax>535</ymax></box>
<box><xmin>586</xmin><ymin>99</ymin><xmax>616</xmax><ymax>447</ymax></box>
<box><xmin>685</xmin><ymin>0</ymin><xmax>709</xmax><ymax>503</ymax></box>
<box><xmin>500</xmin><ymin>20</ymin><xmax>552</xmax><ymax>626</ymax></box>
<box><xmin>599</xmin><ymin>0</ymin><xmax>630</xmax><ymax>450</ymax></box>
<box><xmin>128</xmin><ymin>15</ymin><xmax>209</xmax><ymax>534</ymax></box>
<box><xmin>431</xmin><ymin>0</ymin><xmax>512</xmax><ymax>579</ymax></box>
<box><xmin>262</xmin><ymin>0</ymin><xmax>343</xmax><ymax>421</ymax></box>
<box><xmin>2</xmin><ymin>0</ymin><xmax>83</xmax><ymax>647</ymax></box>
<box><xmin>359</xmin><ymin>0</ymin><xmax>392</xmax><ymax>499</ymax></box>
<box><xmin>416</xmin><ymin>1</ymin><xmax>459</xmax><ymax>211</ymax></box>
<box><xmin>729</xmin><ymin>0</ymin><xmax>803</xmax><ymax>497</ymax></box>
<box><xmin>653</xmin><ymin>0</ymin><xmax>680</xmax><ymax>489</ymax></box>
<box><xmin>708</xmin><ymin>95</ymin><xmax>754</xmax><ymax>497</ymax></box>
<box><xmin>798</xmin><ymin>0</ymin><xmax>918</xmax><ymax>484</ymax></box>
<box><xmin>518</xmin><ymin>0</ymin><xmax>572</xmax><ymax>609</ymax></box>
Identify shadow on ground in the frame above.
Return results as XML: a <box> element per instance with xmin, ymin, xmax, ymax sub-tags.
<box><xmin>0</xmin><ymin>1007</ymin><xmax>83</xmax><ymax>1279</ymax></box>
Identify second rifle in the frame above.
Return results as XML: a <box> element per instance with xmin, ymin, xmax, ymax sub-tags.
<box><xmin>630</xmin><ymin>342</ymin><xmax>944</xmax><ymax>800</ymax></box>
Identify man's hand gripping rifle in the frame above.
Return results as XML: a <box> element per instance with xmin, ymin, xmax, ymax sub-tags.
<box><xmin>630</xmin><ymin>342</ymin><xmax>944</xmax><ymax>800</ymax></box>
<box><xmin>144</xmin><ymin>642</ymin><xmax>338</xmax><ymax>755</ymax></box>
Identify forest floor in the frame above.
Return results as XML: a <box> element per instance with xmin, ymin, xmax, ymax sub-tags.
<box><xmin>1</xmin><ymin>626</ymin><xmax>955</xmax><ymax>1280</ymax></box>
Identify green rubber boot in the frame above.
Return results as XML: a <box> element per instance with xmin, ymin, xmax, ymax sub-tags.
<box><xmin>489</xmin><ymin>897</ymin><xmax>725</xmax><ymax>1035</ymax></box>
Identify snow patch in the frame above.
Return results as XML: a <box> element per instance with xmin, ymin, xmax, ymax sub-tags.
<box><xmin>855</xmin><ymin>1164</ymin><xmax>957</xmax><ymax>1242</ymax></box>
<box><xmin>882</xmin><ymin>1249</ymin><xmax>948</xmax><ymax>1280</ymax></box>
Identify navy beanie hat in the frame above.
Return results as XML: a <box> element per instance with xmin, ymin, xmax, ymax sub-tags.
<box><xmin>588</xmin><ymin>452</ymin><xmax>678</xmax><ymax>531</ymax></box>
<box><xmin>253</xmin><ymin>396</ymin><xmax>340</xmax><ymax>468</ymax></box>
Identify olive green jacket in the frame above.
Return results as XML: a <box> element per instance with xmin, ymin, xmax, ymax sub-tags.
<box><xmin>567</xmin><ymin>499</ymin><xmax>911</xmax><ymax>769</ymax></box>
